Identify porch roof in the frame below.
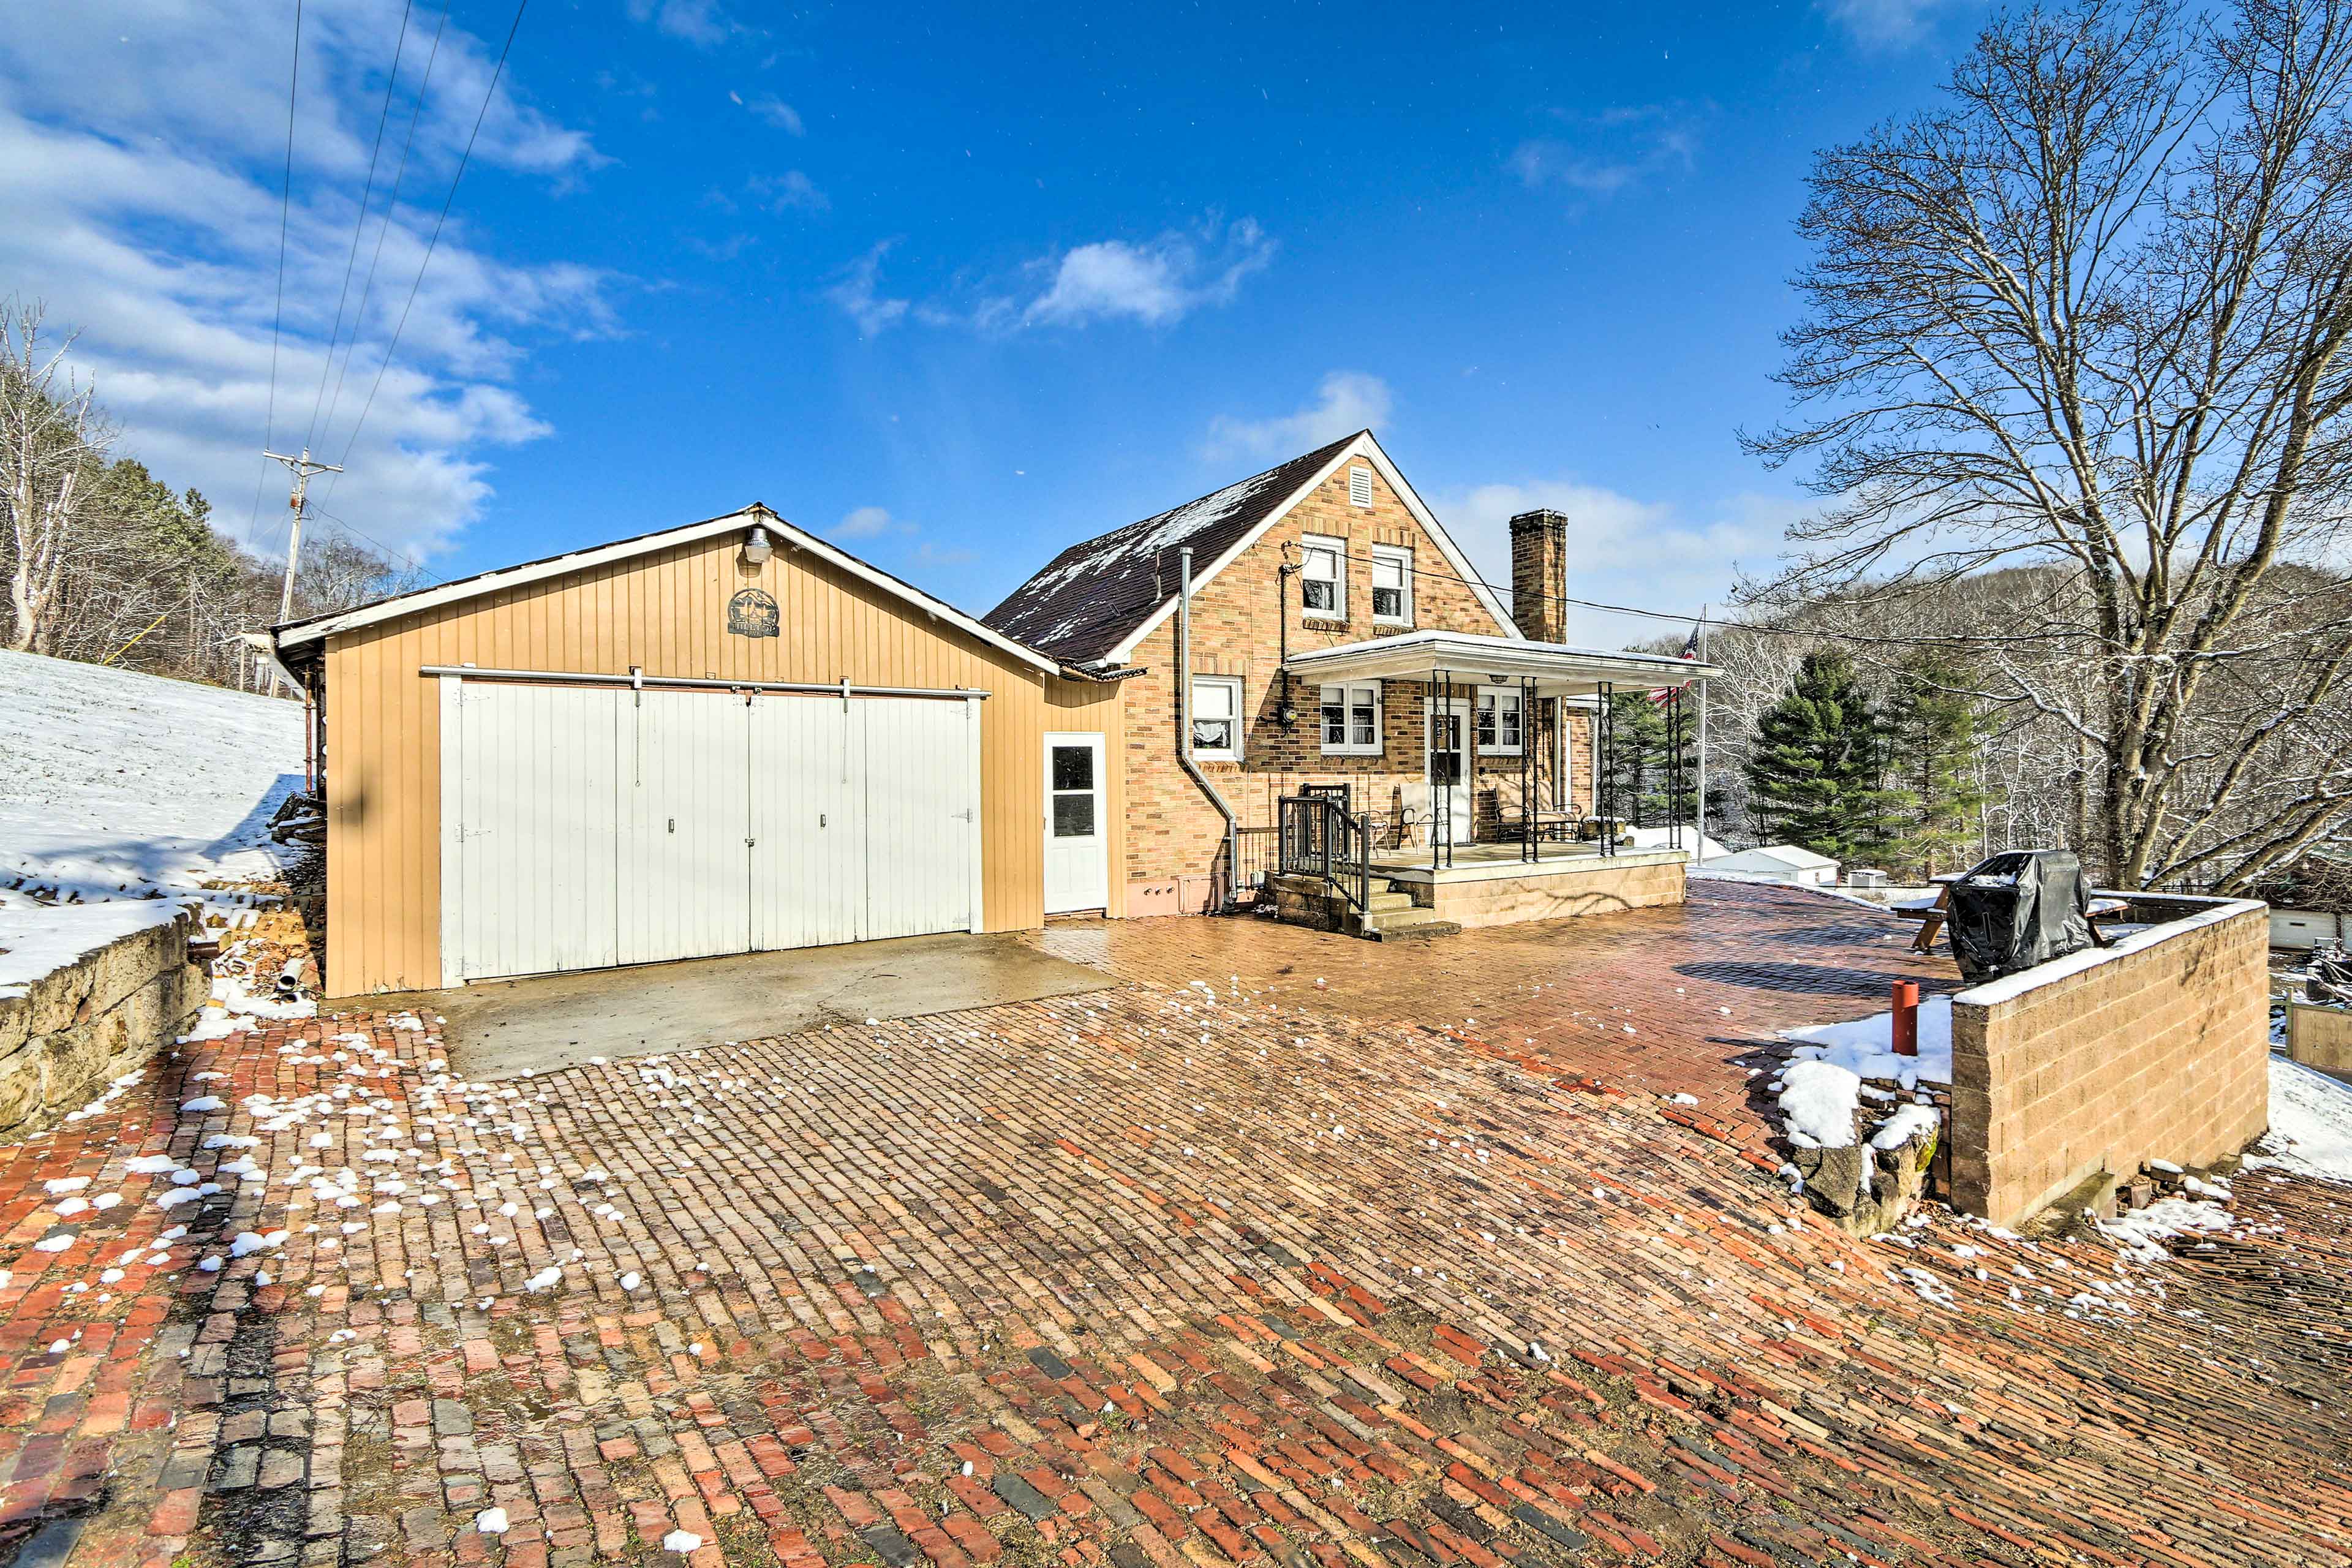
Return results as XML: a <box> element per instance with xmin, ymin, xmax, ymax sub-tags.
<box><xmin>1283</xmin><ymin>629</ymin><xmax>1720</xmax><ymax>698</ymax></box>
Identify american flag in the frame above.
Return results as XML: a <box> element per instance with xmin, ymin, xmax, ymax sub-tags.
<box><xmin>1649</xmin><ymin>622</ymin><xmax>1700</xmax><ymax>705</ymax></box>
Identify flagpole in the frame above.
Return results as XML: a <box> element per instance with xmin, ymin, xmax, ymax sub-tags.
<box><xmin>1695</xmin><ymin>605</ymin><xmax>1709</xmax><ymax>867</ymax></box>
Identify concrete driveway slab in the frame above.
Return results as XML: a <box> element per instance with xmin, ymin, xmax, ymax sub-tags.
<box><xmin>380</xmin><ymin>931</ymin><xmax>1113</xmax><ymax>1079</ymax></box>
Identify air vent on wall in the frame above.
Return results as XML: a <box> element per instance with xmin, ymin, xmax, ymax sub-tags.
<box><xmin>1349</xmin><ymin>466</ymin><xmax>1374</xmax><ymax>508</ymax></box>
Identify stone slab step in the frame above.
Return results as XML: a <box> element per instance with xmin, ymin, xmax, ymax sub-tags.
<box><xmin>1361</xmin><ymin>910</ymin><xmax>1461</xmax><ymax>941</ymax></box>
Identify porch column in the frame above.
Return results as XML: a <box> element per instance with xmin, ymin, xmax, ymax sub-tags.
<box><xmin>1695</xmin><ymin>677</ymin><xmax>1709</xmax><ymax>865</ymax></box>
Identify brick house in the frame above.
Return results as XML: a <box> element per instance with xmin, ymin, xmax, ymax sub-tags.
<box><xmin>987</xmin><ymin>431</ymin><xmax>1711</xmax><ymax>919</ymax></box>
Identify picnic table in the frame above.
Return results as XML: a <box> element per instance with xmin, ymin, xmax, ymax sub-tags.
<box><xmin>1892</xmin><ymin>875</ymin><xmax>2130</xmax><ymax>954</ymax></box>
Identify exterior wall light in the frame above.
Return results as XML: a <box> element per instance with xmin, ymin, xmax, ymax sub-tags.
<box><xmin>740</xmin><ymin>524</ymin><xmax>774</xmax><ymax>568</ymax></box>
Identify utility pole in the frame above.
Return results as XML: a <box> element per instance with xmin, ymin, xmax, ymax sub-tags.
<box><xmin>261</xmin><ymin>447</ymin><xmax>341</xmax><ymax>696</ymax></box>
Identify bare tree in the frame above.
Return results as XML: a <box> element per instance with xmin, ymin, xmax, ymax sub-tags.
<box><xmin>1</xmin><ymin>300</ymin><xmax>115</xmax><ymax>654</ymax></box>
<box><xmin>1746</xmin><ymin>0</ymin><xmax>2352</xmax><ymax>891</ymax></box>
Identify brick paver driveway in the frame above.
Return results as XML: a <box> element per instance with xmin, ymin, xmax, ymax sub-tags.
<box><xmin>1</xmin><ymin>882</ymin><xmax>2345</xmax><ymax>1568</ymax></box>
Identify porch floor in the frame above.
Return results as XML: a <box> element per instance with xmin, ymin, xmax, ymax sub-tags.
<box><xmin>1368</xmin><ymin>837</ymin><xmax>1692</xmax><ymax>878</ymax></box>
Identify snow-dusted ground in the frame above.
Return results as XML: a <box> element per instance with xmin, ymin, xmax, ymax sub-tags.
<box><xmin>0</xmin><ymin>650</ymin><xmax>304</xmax><ymax>992</ymax></box>
<box><xmin>2251</xmin><ymin>1057</ymin><xmax>2352</xmax><ymax>1182</ymax></box>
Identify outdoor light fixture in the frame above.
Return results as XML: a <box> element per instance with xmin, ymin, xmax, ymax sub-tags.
<box><xmin>740</xmin><ymin>524</ymin><xmax>774</xmax><ymax>568</ymax></box>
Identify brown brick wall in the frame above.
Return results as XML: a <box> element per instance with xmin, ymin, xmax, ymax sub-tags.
<box><xmin>1115</xmin><ymin>459</ymin><xmax>1593</xmax><ymax>891</ymax></box>
<box><xmin>1947</xmin><ymin>900</ymin><xmax>2271</xmax><ymax>1229</ymax></box>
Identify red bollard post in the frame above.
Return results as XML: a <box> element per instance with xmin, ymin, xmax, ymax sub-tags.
<box><xmin>1891</xmin><ymin>979</ymin><xmax>1920</xmax><ymax>1057</ymax></box>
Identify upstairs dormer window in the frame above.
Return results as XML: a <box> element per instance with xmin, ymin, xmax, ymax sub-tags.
<box><xmin>1371</xmin><ymin>544</ymin><xmax>1412</xmax><ymax>625</ymax></box>
<box><xmin>1300</xmin><ymin>533</ymin><xmax>1345</xmax><ymax>619</ymax></box>
<box><xmin>1349</xmin><ymin>466</ymin><xmax>1374</xmax><ymax>508</ymax></box>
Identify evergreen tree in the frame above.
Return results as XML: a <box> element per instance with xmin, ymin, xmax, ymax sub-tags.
<box><xmin>1884</xmin><ymin>649</ymin><xmax>1991</xmax><ymax>877</ymax></box>
<box><xmin>1743</xmin><ymin>649</ymin><xmax>1892</xmax><ymax>862</ymax></box>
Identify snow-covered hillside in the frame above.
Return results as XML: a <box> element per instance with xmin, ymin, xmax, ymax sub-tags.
<box><xmin>1</xmin><ymin>650</ymin><xmax>305</xmax><ymax>993</ymax></box>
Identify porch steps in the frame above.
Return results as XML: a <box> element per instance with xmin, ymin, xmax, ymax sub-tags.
<box><xmin>1360</xmin><ymin>905</ymin><xmax>1462</xmax><ymax>941</ymax></box>
<box><xmin>1267</xmin><ymin>870</ymin><xmax>1460</xmax><ymax>941</ymax></box>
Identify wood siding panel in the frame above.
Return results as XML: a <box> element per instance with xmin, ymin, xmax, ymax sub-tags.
<box><xmin>324</xmin><ymin>529</ymin><xmax>1122</xmax><ymax>996</ymax></box>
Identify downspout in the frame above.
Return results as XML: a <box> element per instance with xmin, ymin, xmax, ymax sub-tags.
<box><xmin>1176</xmin><ymin>548</ymin><xmax>1238</xmax><ymax>913</ymax></box>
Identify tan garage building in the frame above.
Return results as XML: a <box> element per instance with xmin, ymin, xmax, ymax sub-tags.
<box><xmin>263</xmin><ymin>507</ymin><xmax>1126</xmax><ymax>997</ymax></box>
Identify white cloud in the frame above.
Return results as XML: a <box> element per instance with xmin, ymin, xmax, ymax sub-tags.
<box><xmin>1510</xmin><ymin>105</ymin><xmax>1701</xmax><ymax>200</ymax></box>
<box><xmin>1204</xmin><ymin>373</ymin><xmax>1393</xmax><ymax>462</ymax></box>
<box><xmin>1820</xmin><ymin>0</ymin><xmax>1962</xmax><ymax>48</ymax></box>
<box><xmin>826</xmin><ymin>243</ymin><xmax>910</xmax><ymax>335</ymax></box>
<box><xmin>1433</xmin><ymin>480</ymin><xmax>1804</xmax><ymax>645</ymax></box>
<box><xmin>625</xmin><ymin>0</ymin><xmax>736</xmax><ymax>48</ymax></box>
<box><xmin>834</xmin><ymin>505</ymin><xmax>899</xmax><ymax>538</ymax></box>
<box><xmin>747</xmin><ymin>170</ymin><xmax>827</xmax><ymax>213</ymax></box>
<box><xmin>737</xmin><ymin>93</ymin><xmax>804</xmax><ymax>134</ymax></box>
<box><xmin>834</xmin><ymin>216</ymin><xmax>1278</xmax><ymax>337</ymax></box>
<box><xmin>1016</xmin><ymin>217</ymin><xmax>1275</xmax><ymax>328</ymax></box>
<box><xmin>0</xmin><ymin>0</ymin><xmax>611</xmax><ymax>564</ymax></box>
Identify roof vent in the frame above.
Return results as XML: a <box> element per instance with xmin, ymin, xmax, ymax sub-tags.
<box><xmin>1349</xmin><ymin>466</ymin><xmax>1374</xmax><ymax>508</ymax></box>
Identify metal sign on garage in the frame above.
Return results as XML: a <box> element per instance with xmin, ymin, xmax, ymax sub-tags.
<box><xmin>727</xmin><ymin>587</ymin><xmax>779</xmax><ymax>638</ymax></box>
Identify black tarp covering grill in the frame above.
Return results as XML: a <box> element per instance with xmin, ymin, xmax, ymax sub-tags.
<box><xmin>1946</xmin><ymin>850</ymin><xmax>2095</xmax><ymax>984</ymax></box>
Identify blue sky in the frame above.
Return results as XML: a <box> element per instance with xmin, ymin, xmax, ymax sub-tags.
<box><xmin>4</xmin><ymin>0</ymin><xmax>1973</xmax><ymax>643</ymax></box>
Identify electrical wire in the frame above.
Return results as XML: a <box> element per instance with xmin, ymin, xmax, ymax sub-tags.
<box><xmin>323</xmin><ymin>0</ymin><xmax>530</xmax><ymax>498</ymax></box>
<box><xmin>301</xmin><ymin>0</ymin><xmax>417</xmax><ymax>456</ymax></box>
<box><xmin>311</xmin><ymin>511</ymin><xmax>447</xmax><ymax>584</ymax></box>
<box><xmin>1292</xmin><ymin>539</ymin><xmax>2117</xmax><ymax>650</ymax></box>
<box><xmin>314</xmin><ymin>0</ymin><xmax>455</xmax><ymax>469</ymax></box>
<box><xmin>244</xmin><ymin>0</ymin><xmax>305</xmax><ymax>548</ymax></box>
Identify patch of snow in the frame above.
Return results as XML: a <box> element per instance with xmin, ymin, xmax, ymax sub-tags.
<box><xmin>1776</xmin><ymin>1060</ymin><xmax>1861</xmax><ymax>1147</ymax></box>
<box><xmin>0</xmin><ymin>900</ymin><xmax>190</xmax><ymax>1001</ymax></box>
<box><xmin>477</xmin><ymin>1508</ymin><xmax>509</xmax><ymax>1534</ymax></box>
<box><xmin>1782</xmin><ymin>996</ymin><xmax>1953</xmax><ymax>1088</ymax></box>
<box><xmin>2098</xmin><ymin>1197</ymin><xmax>2233</xmax><ymax>1261</ymax></box>
<box><xmin>1869</xmin><ymin>1103</ymin><xmax>1942</xmax><ymax>1151</ymax></box>
<box><xmin>662</xmin><ymin>1530</ymin><xmax>704</xmax><ymax>1553</ymax></box>
<box><xmin>2247</xmin><ymin>1057</ymin><xmax>2352</xmax><ymax>1182</ymax></box>
<box><xmin>0</xmin><ymin>650</ymin><xmax>301</xmax><ymax>902</ymax></box>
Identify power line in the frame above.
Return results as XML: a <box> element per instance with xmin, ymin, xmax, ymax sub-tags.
<box><xmin>324</xmin><ymin>0</ymin><xmax>531</xmax><ymax>499</ymax></box>
<box><xmin>301</xmin><ymin>0</ymin><xmax>418</xmax><ymax>456</ymax></box>
<box><xmin>1294</xmin><ymin>540</ymin><xmax>2110</xmax><ymax>650</ymax></box>
<box><xmin>245</xmin><ymin>0</ymin><xmax>306</xmax><ymax>548</ymax></box>
<box><xmin>315</xmin><ymin>0</ymin><xmax>455</xmax><ymax>465</ymax></box>
<box><xmin>311</xmin><ymin>510</ymin><xmax>448</xmax><ymax>585</ymax></box>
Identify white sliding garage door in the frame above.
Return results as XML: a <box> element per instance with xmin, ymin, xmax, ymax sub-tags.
<box><xmin>441</xmin><ymin>678</ymin><xmax>982</xmax><ymax>985</ymax></box>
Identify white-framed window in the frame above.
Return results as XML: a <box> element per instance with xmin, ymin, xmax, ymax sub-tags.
<box><xmin>1299</xmin><ymin>533</ymin><xmax>1346</xmax><ymax>619</ymax></box>
<box><xmin>1320</xmin><ymin>682</ymin><xmax>1383</xmax><ymax>755</ymax></box>
<box><xmin>1348</xmin><ymin>466</ymin><xmax>1375</xmax><ymax>508</ymax></box>
<box><xmin>1370</xmin><ymin>544</ymin><xmax>1412</xmax><ymax>625</ymax></box>
<box><xmin>1191</xmin><ymin>675</ymin><xmax>1244</xmax><ymax>761</ymax></box>
<box><xmin>1476</xmin><ymin>687</ymin><xmax>1525</xmax><ymax>755</ymax></box>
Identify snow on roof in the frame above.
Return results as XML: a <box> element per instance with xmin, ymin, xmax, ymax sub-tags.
<box><xmin>1721</xmin><ymin>845</ymin><xmax>1840</xmax><ymax>870</ymax></box>
<box><xmin>982</xmin><ymin>433</ymin><xmax>1361</xmax><ymax>663</ymax></box>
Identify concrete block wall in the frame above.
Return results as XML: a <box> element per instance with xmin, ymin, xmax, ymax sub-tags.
<box><xmin>1947</xmin><ymin>896</ymin><xmax>2271</xmax><ymax>1229</ymax></box>
<box><xmin>0</xmin><ymin>909</ymin><xmax>204</xmax><ymax>1142</ymax></box>
<box><xmin>1119</xmin><ymin>458</ymin><xmax>1593</xmax><ymax>895</ymax></box>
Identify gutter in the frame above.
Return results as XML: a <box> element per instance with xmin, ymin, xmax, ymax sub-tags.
<box><xmin>1175</xmin><ymin>547</ymin><xmax>1239</xmax><ymax>914</ymax></box>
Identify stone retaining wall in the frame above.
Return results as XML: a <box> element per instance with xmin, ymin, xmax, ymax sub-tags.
<box><xmin>0</xmin><ymin>909</ymin><xmax>204</xmax><ymax>1142</ymax></box>
<box><xmin>1948</xmin><ymin>894</ymin><xmax>2270</xmax><ymax>1229</ymax></box>
<box><xmin>1404</xmin><ymin>854</ymin><xmax>1685</xmax><ymax>928</ymax></box>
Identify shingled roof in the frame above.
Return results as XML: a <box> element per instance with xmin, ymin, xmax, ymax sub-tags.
<box><xmin>982</xmin><ymin>433</ymin><xmax>1361</xmax><ymax>665</ymax></box>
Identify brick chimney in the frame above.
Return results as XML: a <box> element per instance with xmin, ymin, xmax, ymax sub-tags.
<box><xmin>1509</xmin><ymin>510</ymin><xmax>1568</xmax><ymax>643</ymax></box>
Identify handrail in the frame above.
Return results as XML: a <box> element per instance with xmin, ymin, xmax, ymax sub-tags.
<box><xmin>1278</xmin><ymin>794</ymin><xmax>1373</xmax><ymax>914</ymax></box>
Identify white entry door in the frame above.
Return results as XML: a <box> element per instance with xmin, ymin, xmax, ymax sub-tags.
<box><xmin>1425</xmin><ymin>698</ymin><xmax>1471</xmax><ymax>845</ymax></box>
<box><xmin>1042</xmin><ymin>732</ymin><xmax>1109</xmax><ymax>913</ymax></box>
